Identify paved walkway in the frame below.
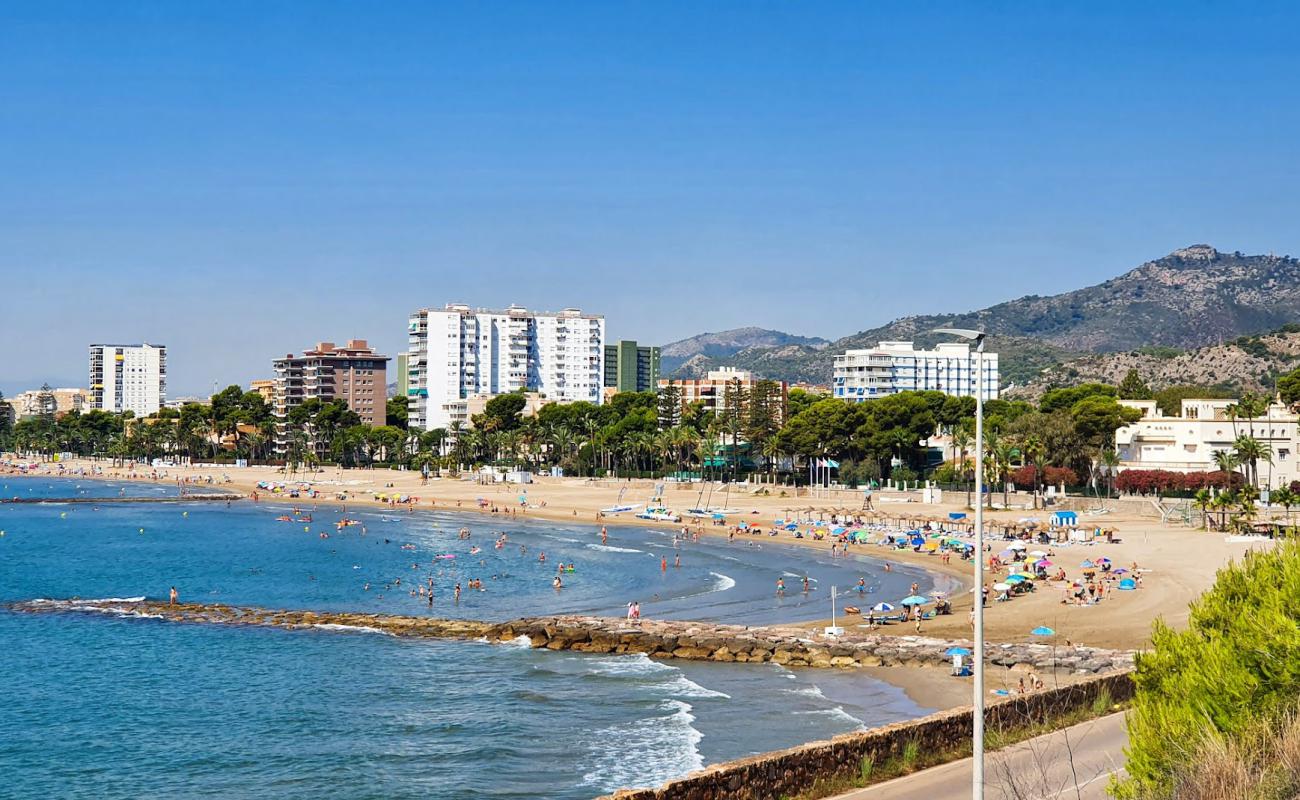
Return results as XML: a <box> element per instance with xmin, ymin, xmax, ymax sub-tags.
<box><xmin>833</xmin><ymin>711</ymin><xmax>1128</xmax><ymax>800</ymax></box>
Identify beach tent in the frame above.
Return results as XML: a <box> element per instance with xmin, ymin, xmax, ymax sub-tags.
<box><xmin>1031</xmin><ymin>626</ymin><xmax>1055</xmax><ymax>636</ymax></box>
<box><xmin>1051</xmin><ymin>511</ymin><xmax>1078</xmax><ymax>526</ymax></box>
<box><xmin>1118</xmin><ymin>578</ymin><xmax>1137</xmax><ymax>590</ymax></box>
<box><xmin>900</xmin><ymin>595</ymin><xmax>930</xmax><ymax>606</ymax></box>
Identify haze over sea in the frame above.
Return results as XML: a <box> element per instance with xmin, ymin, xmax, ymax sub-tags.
<box><xmin>0</xmin><ymin>477</ymin><xmax>946</xmax><ymax>798</ymax></box>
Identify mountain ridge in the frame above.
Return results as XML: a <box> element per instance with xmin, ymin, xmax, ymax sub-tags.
<box><xmin>661</xmin><ymin>246</ymin><xmax>1300</xmax><ymax>387</ymax></box>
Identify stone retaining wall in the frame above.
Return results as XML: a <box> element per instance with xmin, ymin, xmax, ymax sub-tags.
<box><xmin>600</xmin><ymin>670</ymin><xmax>1135</xmax><ymax>800</ymax></box>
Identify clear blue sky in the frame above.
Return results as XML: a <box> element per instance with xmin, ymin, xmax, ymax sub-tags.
<box><xmin>3</xmin><ymin>2</ymin><xmax>1299</xmax><ymax>395</ymax></box>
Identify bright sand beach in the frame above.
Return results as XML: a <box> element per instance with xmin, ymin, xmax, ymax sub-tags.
<box><xmin>5</xmin><ymin>458</ymin><xmax>1272</xmax><ymax>707</ymax></box>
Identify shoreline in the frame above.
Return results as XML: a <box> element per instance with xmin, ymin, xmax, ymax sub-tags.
<box><xmin>5</xmin><ymin>458</ymin><xmax>1269</xmax><ymax>652</ymax></box>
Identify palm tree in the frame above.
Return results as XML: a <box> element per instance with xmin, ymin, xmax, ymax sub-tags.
<box><xmin>1023</xmin><ymin>435</ymin><xmax>1046</xmax><ymax>508</ymax></box>
<box><xmin>1099</xmin><ymin>447</ymin><xmax>1120</xmax><ymax>499</ymax></box>
<box><xmin>1232</xmin><ymin>435</ymin><xmax>1271</xmax><ymax>489</ymax></box>
<box><xmin>1270</xmin><ymin>486</ymin><xmax>1296</xmax><ymax>531</ymax></box>
<box><xmin>1192</xmin><ymin>488</ymin><xmax>1212</xmax><ymax>530</ymax></box>
<box><xmin>1212</xmin><ymin>449</ymin><xmax>1241</xmax><ymax>479</ymax></box>
<box><xmin>761</xmin><ymin>437</ymin><xmax>783</xmax><ymax>484</ymax></box>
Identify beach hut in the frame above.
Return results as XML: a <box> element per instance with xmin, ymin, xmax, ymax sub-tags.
<box><xmin>1051</xmin><ymin>511</ymin><xmax>1078</xmax><ymax>527</ymax></box>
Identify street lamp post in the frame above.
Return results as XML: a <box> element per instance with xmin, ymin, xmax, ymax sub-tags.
<box><xmin>934</xmin><ymin>328</ymin><xmax>987</xmax><ymax>800</ymax></box>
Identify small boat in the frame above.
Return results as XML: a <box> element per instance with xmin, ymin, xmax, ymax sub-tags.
<box><xmin>275</xmin><ymin>515</ymin><xmax>292</xmax><ymax>522</ymax></box>
<box><xmin>635</xmin><ymin>507</ymin><xmax>681</xmax><ymax>523</ymax></box>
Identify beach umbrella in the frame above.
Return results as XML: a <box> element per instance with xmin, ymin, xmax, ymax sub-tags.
<box><xmin>870</xmin><ymin>602</ymin><xmax>896</xmax><ymax>612</ymax></box>
<box><xmin>1005</xmin><ymin>574</ymin><xmax>1028</xmax><ymax>585</ymax></box>
<box><xmin>1097</xmin><ymin>557</ymin><xmax>1111</xmax><ymax>564</ymax></box>
<box><xmin>1080</xmin><ymin>560</ymin><xmax>1096</xmax><ymax>569</ymax></box>
<box><xmin>900</xmin><ymin>595</ymin><xmax>930</xmax><ymax>606</ymax></box>
<box><xmin>1118</xmin><ymin>578</ymin><xmax>1137</xmax><ymax>590</ymax></box>
<box><xmin>1112</xmin><ymin>568</ymin><xmax>1129</xmax><ymax>574</ymax></box>
<box><xmin>946</xmin><ymin>646</ymin><xmax>972</xmax><ymax>656</ymax></box>
<box><xmin>1008</xmin><ymin>541</ymin><xmax>1027</xmax><ymax>550</ymax></box>
<box><xmin>1031</xmin><ymin>626</ymin><xmax>1055</xmax><ymax>636</ymax></box>
<box><xmin>992</xmin><ymin>583</ymin><xmax>1012</xmax><ymax>592</ymax></box>
<box><xmin>831</xmin><ymin>526</ymin><xmax>846</xmax><ymax>535</ymax></box>
<box><xmin>1030</xmin><ymin>550</ymin><xmax>1048</xmax><ymax>557</ymax></box>
<box><xmin>1035</xmin><ymin>559</ymin><xmax>1052</xmax><ymax>567</ymax></box>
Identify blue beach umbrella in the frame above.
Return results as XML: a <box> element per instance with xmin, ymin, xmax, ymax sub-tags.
<box><xmin>1118</xmin><ymin>578</ymin><xmax>1137</xmax><ymax>590</ymax></box>
<box><xmin>1080</xmin><ymin>560</ymin><xmax>1097</xmax><ymax>569</ymax></box>
<box><xmin>1030</xmin><ymin>626</ymin><xmax>1055</xmax><ymax>636</ymax></box>
<box><xmin>1004</xmin><ymin>574</ymin><xmax>1028</xmax><ymax>585</ymax></box>
<box><xmin>870</xmin><ymin>602</ymin><xmax>896</xmax><ymax>613</ymax></box>
<box><xmin>900</xmin><ymin>595</ymin><xmax>930</xmax><ymax>606</ymax></box>
<box><xmin>831</xmin><ymin>526</ymin><xmax>846</xmax><ymax>535</ymax></box>
<box><xmin>946</xmin><ymin>647</ymin><xmax>972</xmax><ymax>656</ymax></box>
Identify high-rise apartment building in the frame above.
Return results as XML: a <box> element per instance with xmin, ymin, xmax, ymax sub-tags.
<box><xmin>603</xmin><ymin>340</ymin><xmax>660</xmax><ymax>394</ymax></box>
<box><xmin>272</xmin><ymin>340</ymin><xmax>389</xmax><ymax>451</ymax></box>
<box><xmin>89</xmin><ymin>343</ymin><xmax>167</xmax><ymax>416</ymax></box>
<box><xmin>832</xmin><ymin>341</ymin><xmax>1000</xmax><ymax>402</ymax></box>
<box><xmin>407</xmin><ymin>304</ymin><xmax>605</xmax><ymax>431</ymax></box>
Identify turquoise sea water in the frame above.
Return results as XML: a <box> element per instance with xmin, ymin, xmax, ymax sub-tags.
<box><xmin>1</xmin><ymin>477</ymin><xmax>942</xmax><ymax>798</ymax></box>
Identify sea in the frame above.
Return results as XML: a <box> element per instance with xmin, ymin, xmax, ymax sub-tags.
<box><xmin>0</xmin><ymin>477</ymin><xmax>951</xmax><ymax>799</ymax></box>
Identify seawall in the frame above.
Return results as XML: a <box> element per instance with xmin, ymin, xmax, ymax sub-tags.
<box><xmin>599</xmin><ymin>670</ymin><xmax>1135</xmax><ymax>800</ymax></box>
<box><xmin>6</xmin><ymin>598</ymin><xmax>1133</xmax><ymax>674</ymax></box>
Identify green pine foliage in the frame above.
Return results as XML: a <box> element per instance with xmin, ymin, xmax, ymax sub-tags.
<box><xmin>1119</xmin><ymin>541</ymin><xmax>1300</xmax><ymax>798</ymax></box>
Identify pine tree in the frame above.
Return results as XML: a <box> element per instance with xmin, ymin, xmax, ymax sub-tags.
<box><xmin>1118</xmin><ymin>368</ymin><xmax>1152</xmax><ymax>400</ymax></box>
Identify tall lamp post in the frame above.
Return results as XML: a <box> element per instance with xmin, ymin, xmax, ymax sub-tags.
<box><xmin>934</xmin><ymin>327</ymin><xmax>987</xmax><ymax>800</ymax></box>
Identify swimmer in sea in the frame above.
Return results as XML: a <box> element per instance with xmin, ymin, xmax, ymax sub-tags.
<box><xmin>661</xmin><ymin>556</ymin><xmax>667</xmax><ymax>572</ymax></box>
<box><xmin>776</xmin><ymin>577</ymin><xmax>785</xmax><ymax>595</ymax></box>
<box><xmin>674</xmin><ymin>554</ymin><xmax>681</xmax><ymax>569</ymax></box>
<box><xmin>454</xmin><ymin>583</ymin><xmax>461</xmax><ymax>603</ymax></box>
<box><xmin>553</xmin><ymin>575</ymin><xmax>563</xmax><ymax>589</ymax></box>
<box><xmin>857</xmin><ymin>578</ymin><xmax>866</xmax><ymax>594</ymax></box>
<box><xmin>802</xmin><ymin>576</ymin><xmax>810</xmax><ymax>593</ymax></box>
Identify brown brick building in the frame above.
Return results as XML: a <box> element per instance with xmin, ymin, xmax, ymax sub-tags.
<box><xmin>273</xmin><ymin>339</ymin><xmax>390</xmax><ymax>453</ymax></box>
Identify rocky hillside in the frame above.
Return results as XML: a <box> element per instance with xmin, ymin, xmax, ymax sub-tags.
<box><xmin>1005</xmin><ymin>327</ymin><xmax>1300</xmax><ymax>401</ymax></box>
<box><xmin>660</xmin><ymin>327</ymin><xmax>829</xmax><ymax>374</ymax></box>
<box><xmin>665</xmin><ymin>246</ymin><xmax>1300</xmax><ymax>386</ymax></box>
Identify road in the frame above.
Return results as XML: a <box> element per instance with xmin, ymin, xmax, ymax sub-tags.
<box><xmin>833</xmin><ymin>712</ymin><xmax>1128</xmax><ymax>800</ymax></box>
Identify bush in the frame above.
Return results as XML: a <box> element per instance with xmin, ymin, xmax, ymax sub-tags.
<box><xmin>1118</xmin><ymin>541</ymin><xmax>1300</xmax><ymax>797</ymax></box>
<box><xmin>1115</xmin><ymin>469</ymin><xmax>1244</xmax><ymax>495</ymax></box>
<box><xmin>889</xmin><ymin>465</ymin><xmax>919</xmax><ymax>484</ymax></box>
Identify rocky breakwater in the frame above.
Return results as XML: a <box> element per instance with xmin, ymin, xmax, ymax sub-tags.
<box><xmin>6</xmin><ymin>599</ymin><xmax>1134</xmax><ymax>675</ymax></box>
<box><xmin>492</xmin><ymin>616</ymin><xmax>1134</xmax><ymax>674</ymax></box>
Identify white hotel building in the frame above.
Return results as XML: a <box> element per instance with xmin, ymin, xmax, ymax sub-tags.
<box><xmin>406</xmin><ymin>304</ymin><xmax>605</xmax><ymax>431</ymax></box>
<box><xmin>89</xmin><ymin>343</ymin><xmax>167</xmax><ymax>416</ymax></box>
<box><xmin>1115</xmin><ymin>398</ymin><xmax>1299</xmax><ymax>489</ymax></box>
<box><xmin>832</xmin><ymin>341</ymin><xmax>1000</xmax><ymax>401</ymax></box>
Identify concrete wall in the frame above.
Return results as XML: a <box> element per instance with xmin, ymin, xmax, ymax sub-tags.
<box><xmin>599</xmin><ymin>671</ymin><xmax>1135</xmax><ymax>800</ymax></box>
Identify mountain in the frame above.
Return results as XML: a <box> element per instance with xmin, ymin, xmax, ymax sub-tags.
<box><xmin>1005</xmin><ymin>325</ymin><xmax>1300</xmax><ymax>402</ymax></box>
<box><xmin>664</xmin><ymin>246</ymin><xmax>1300</xmax><ymax>386</ymax></box>
<box><xmin>659</xmin><ymin>327</ymin><xmax>830</xmax><ymax>374</ymax></box>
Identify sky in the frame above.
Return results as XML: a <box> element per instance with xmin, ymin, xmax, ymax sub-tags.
<box><xmin>3</xmin><ymin>2</ymin><xmax>1300</xmax><ymax>396</ymax></box>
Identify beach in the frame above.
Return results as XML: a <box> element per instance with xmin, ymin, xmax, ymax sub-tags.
<box><xmin>8</xmin><ymin>458</ymin><xmax>1271</xmax><ymax>654</ymax></box>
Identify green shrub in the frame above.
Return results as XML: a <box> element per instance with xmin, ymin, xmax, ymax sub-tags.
<box><xmin>1118</xmin><ymin>541</ymin><xmax>1300</xmax><ymax>798</ymax></box>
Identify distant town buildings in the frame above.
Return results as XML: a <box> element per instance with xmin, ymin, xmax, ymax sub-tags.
<box><xmin>832</xmin><ymin>341</ymin><xmax>1000</xmax><ymax>402</ymax></box>
<box><xmin>248</xmin><ymin>380</ymin><xmax>276</xmax><ymax>404</ymax></box>
<box><xmin>604</xmin><ymin>340</ymin><xmax>660</xmax><ymax>396</ymax></box>
<box><xmin>89</xmin><ymin>343</ymin><xmax>167</xmax><ymax>416</ymax></box>
<box><xmin>658</xmin><ymin>367</ymin><xmax>789</xmax><ymax>420</ymax></box>
<box><xmin>1116</xmin><ymin>398</ymin><xmax>1298</xmax><ymax>489</ymax></box>
<box><xmin>394</xmin><ymin>352</ymin><xmax>410</xmax><ymax>399</ymax></box>
<box><xmin>7</xmin><ymin>386</ymin><xmax>91</xmax><ymax>419</ymax></box>
<box><xmin>272</xmin><ymin>340</ymin><xmax>390</xmax><ymax>450</ymax></box>
<box><xmin>406</xmin><ymin>304</ymin><xmax>605</xmax><ymax>431</ymax></box>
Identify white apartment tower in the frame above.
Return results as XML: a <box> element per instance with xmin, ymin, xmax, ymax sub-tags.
<box><xmin>89</xmin><ymin>343</ymin><xmax>167</xmax><ymax>416</ymax></box>
<box><xmin>833</xmin><ymin>341</ymin><xmax>999</xmax><ymax>401</ymax></box>
<box><xmin>407</xmin><ymin>304</ymin><xmax>605</xmax><ymax>430</ymax></box>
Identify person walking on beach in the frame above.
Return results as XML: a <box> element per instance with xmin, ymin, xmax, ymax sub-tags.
<box><xmin>169</xmin><ymin>586</ymin><xmax>178</xmax><ymax>606</ymax></box>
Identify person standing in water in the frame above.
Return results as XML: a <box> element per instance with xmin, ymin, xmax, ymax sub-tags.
<box><xmin>673</xmin><ymin>554</ymin><xmax>681</xmax><ymax>569</ymax></box>
<box><xmin>661</xmin><ymin>556</ymin><xmax>667</xmax><ymax>572</ymax></box>
<box><xmin>776</xmin><ymin>577</ymin><xmax>785</xmax><ymax>595</ymax></box>
<box><xmin>600</xmin><ymin>526</ymin><xmax>607</xmax><ymax>544</ymax></box>
<box><xmin>454</xmin><ymin>583</ymin><xmax>461</xmax><ymax>603</ymax></box>
<box><xmin>169</xmin><ymin>586</ymin><xmax>178</xmax><ymax>605</ymax></box>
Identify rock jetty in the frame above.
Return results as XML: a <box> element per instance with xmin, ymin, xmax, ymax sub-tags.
<box><xmin>8</xmin><ymin>598</ymin><xmax>1134</xmax><ymax>674</ymax></box>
